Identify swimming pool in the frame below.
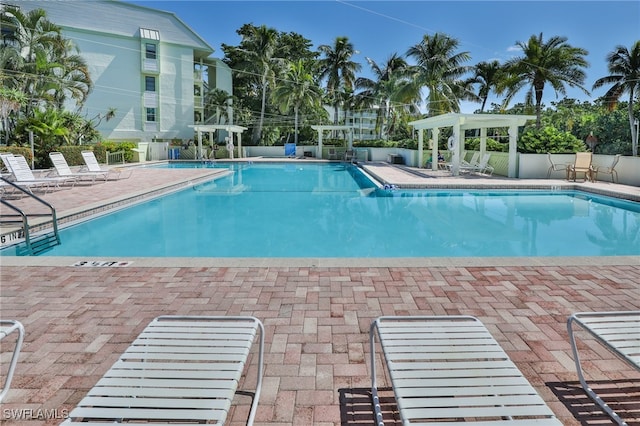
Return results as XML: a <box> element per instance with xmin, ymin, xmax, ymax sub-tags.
<box><xmin>3</xmin><ymin>162</ymin><xmax>640</xmax><ymax>257</ymax></box>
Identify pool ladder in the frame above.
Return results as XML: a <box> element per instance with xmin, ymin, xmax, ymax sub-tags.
<box><xmin>0</xmin><ymin>177</ymin><xmax>60</xmax><ymax>255</ymax></box>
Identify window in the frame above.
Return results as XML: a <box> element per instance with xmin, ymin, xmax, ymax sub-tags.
<box><xmin>140</xmin><ymin>28</ymin><xmax>160</xmax><ymax>40</ymax></box>
<box><xmin>146</xmin><ymin>107</ymin><xmax>156</xmax><ymax>122</ymax></box>
<box><xmin>145</xmin><ymin>76</ymin><xmax>156</xmax><ymax>92</ymax></box>
<box><xmin>145</xmin><ymin>43</ymin><xmax>157</xmax><ymax>59</ymax></box>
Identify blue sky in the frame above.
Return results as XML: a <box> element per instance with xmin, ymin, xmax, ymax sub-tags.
<box><xmin>130</xmin><ymin>1</ymin><xmax>639</xmax><ymax>113</ymax></box>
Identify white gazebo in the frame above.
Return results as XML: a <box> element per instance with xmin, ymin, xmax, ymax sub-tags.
<box><xmin>409</xmin><ymin>113</ymin><xmax>535</xmax><ymax>177</ymax></box>
<box><xmin>310</xmin><ymin>125</ymin><xmax>354</xmax><ymax>158</ymax></box>
<box><xmin>188</xmin><ymin>124</ymin><xmax>248</xmax><ymax>159</ymax></box>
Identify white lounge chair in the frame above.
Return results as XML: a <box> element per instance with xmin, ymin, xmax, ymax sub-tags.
<box><xmin>5</xmin><ymin>155</ymin><xmax>76</xmax><ymax>191</ymax></box>
<box><xmin>460</xmin><ymin>153</ymin><xmax>493</xmax><ymax>176</ymax></box>
<box><xmin>62</xmin><ymin>315</ymin><xmax>265</xmax><ymax>426</ymax></box>
<box><xmin>0</xmin><ymin>320</ymin><xmax>25</xmax><ymax>404</ymax></box>
<box><xmin>81</xmin><ymin>150</ymin><xmax>131</xmax><ymax>180</ymax></box>
<box><xmin>370</xmin><ymin>316</ymin><xmax>562</xmax><ymax>425</ymax></box>
<box><xmin>49</xmin><ymin>151</ymin><xmax>108</xmax><ymax>183</ymax></box>
<box><xmin>567</xmin><ymin>311</ymin><xmax>640</xmax><ymax>425</ymax></box>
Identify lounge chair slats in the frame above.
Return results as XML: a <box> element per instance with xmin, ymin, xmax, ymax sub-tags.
<box><xmin>0</xmin><ymin>320</ymin><xmax>25</xmax><ymax>403</ymax></box>
<box><xmin>370</xmin><ymin>316</ymin><xmax>562</xmax><ymax>425</ymax></box>
<box><xmin>568</xmin><ymin>311</ymin><xmax>640</xmax><ymax>425</ymax></box>
<box><xmin>63</xmin><ymin>315</ymin><xmax>264</xmax><ymax>426</ymax></box>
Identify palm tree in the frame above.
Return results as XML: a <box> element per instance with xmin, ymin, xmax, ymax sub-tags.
<box><xmin>5</xmin><ymin>8</ymin><xmax>62</xmax><ymax>115</ymax></box>
<box><xmin>356</xmin><ymin>54</ymin><xmax>414</xmax><ymax>139</ymax></box>
<box><xmin>592</xmin><ymin>41</ymin><xmax>640</xmax><ymax>156</ymax></box>
<box><xmin>317</xmin><ymin>37</ymin><xmax>361</xmax><ymax>125</ymax></box>
<box><xmin>239</xmin><ymin>25</ymin><xmax>281</xmax><ymax>144</ymax></box>
<box><xmin>405</xmin><ymin>32</ymin><xmax>473</xmax><ymax>117</ymax></box>
<box><xmin>48</xmin><ymin>36</ymin><xmax>92</xmax><ymax>110</ymax></box>
<box><xmin>467</xmin><ymin>60</ymin><xmax>506</xmax><ymax>113</ymax></box>
<box><xmin>204</xmin><ymin>88</ymin><xmax>235</xmax><ymax>124</ymax></box>
<box><xmin>271</xmin><ymin>59</ymin><xmax>323</xmax><ymax>144</ymax></box>
<box><xmin>502</xmin><ymin>33</ymin><xmax>589</xmax><ymax>128</ymax></box>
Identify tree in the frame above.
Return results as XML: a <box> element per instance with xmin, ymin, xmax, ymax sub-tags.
<box><xmin>238</xmin><ymin>25</ymin><xmax>281</xmax><ymax>144</ymax></box>
<box><xmin>271</xmin><ymin>60</ymin><xmax>323</xmax><ymax>144</ymax></box>
<box><xmin>592</xmin><ymin>41</ymin><xmax>640</xmax><ymax>156</ymax></box>
<box><xmin>405</xmin><ymin>32</ymin><xmax>473</xmax><ymax>116</ymax></box>
<box><xmin>318</xmin><ymin>37</ymin><xmax>361</xmax><ymax>125</ymax></box>
<box><xmin>204</xmin><ymin>88</ymin><xmax>235</xmax><ymax>125</ymax></box>
<box><xmin>0</xmin><ymin>88</ymin><xmax>26</xmax><ymax>144</ymax></box>
<box><xmin>502</xmin><ymin>33</ymin><xmax>589</xmax><ymax>128</ymax></box>
<box><xmin>466</xmin><ymin>60</ymin><xmax>506</xmax><ymax>113</ymax></box>
<box><xmin>356</xmin><ymin>54</ymin><xmax>416</xmax><ymax>139</ymax></box>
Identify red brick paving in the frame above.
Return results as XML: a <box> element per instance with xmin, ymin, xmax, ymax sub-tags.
<box><xmin>0</xmin><ymin>264</ymin><xmax>639</xmax><ymax>425</ymax></box>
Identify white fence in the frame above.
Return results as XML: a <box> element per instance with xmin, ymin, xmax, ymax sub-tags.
<box><xmin>150</xmin><ymin>142</ymin><xmax>640</xmax><ymax>187</ymax></box>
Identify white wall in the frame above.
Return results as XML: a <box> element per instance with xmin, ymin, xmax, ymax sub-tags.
<box><xmin>519</xmin><ymin>153</ymin><xmax>640</xmax><ymax>186</ymax></box>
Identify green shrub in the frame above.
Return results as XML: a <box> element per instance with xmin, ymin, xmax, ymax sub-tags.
<box><xmin>518</xmin><ymin>126</ymin><xmax>586</xmax><ymax>153</ymax></box>
<box><xmin>97</xmin><ymin>141</ymin><xmax>137</xmax><ymax>162</ymax></box>
<box><xmin>465</xmin><ymin>137</ymin><xmax>508</xmax><ymax>152</ymax></box>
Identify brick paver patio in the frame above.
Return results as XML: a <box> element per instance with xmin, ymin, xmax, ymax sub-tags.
<box><xmin>1</xmin><ymin>161</ymin><xmax>639</xmax><ymax>425</ymax></box>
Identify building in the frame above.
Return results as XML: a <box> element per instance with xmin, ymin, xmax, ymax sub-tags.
<box><xmin>4</xmin><ymin>0</ymin><xmax>232</xmax><ymax>142</ymax></box>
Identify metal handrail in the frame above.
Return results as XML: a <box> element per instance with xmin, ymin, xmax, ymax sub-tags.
<box><xmin>0</xmin><ymin>177</ymin><xmax>59</xmax><ymax>254</ymax></box>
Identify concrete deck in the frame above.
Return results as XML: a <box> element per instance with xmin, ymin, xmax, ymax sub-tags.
<box><xmin>1</xmin><ymin>160</ymin><xmax>639</xmax><ymax>425</ymax></box>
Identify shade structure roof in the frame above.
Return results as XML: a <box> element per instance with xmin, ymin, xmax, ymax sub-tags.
<box><xmin>409</xmin><ymin>113</ymin><xmax>536</xmax><ymax>130</ymax></box>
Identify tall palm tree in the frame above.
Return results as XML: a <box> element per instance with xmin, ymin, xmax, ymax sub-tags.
<box><xmin>356</xmin><ymin>53</ymin><xmax>414</xmax><ymax>139</ymax></box>
<box><xmin>405</xmin><ymin>32</ymin><xmax>473</xmax><ymax>117</ymax></box>
<box><xmin>239</xmin><ymin>25</ymin><xmax>281</xmax><ymax>144</ymax></box>
<box><xmin>502</xmin><ymin>33</ymin><xmax>589</xmax><ymax>128</ymax></box>
<box><xmin>467</xmin><ymin>60</ymin><xmax>506</xmax><ymax>113</ymax></box>
<box><xmin>592</xmin><ymin>41</ymin><xmax>640</xmax><ymax>156</ymax></box>
<box><xmin>317</xmin><ymin>36</ymin><xmax>361</xmax><ymax>125</ymax></box>
<box><xmin>271</xmin><ymin>59</ymin><xmax>323</xmax><ymax>144</ymax></box>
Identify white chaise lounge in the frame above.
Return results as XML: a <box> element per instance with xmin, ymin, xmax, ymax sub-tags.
<box><xmin>567</xmin><ymin>311</ymin><xmax>640</xmax><ymax>426</ymax></box>
<box><xmin>369</xmin><ymin>315</ymin><xmax>562</xmax><ymax>425</ymax></box>
<box><xmin>0</xmin><ymin>320</ymin><xmax>25</xmax><ymax>404</ymax></box>
<box><xmin>62</xmin><ymin>315</ymin><xmax>264</xmax><ymax>425</ymax></box>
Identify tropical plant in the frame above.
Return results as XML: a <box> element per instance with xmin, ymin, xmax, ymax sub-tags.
<box><xmin>271</xmin><ymin>59</ymin><xmax>323</xmax><ymax>144</ymax></box>
<box><xmin>466</xmin><ymin>60</ymin><xmax>506</xmax><ymax>113</ymax></box>
<box><xmin>204</xmin><ymin>88</ymin><xmax>235</xmax><ymax>124</ymax></box>
<box><xmin>0</xmin><ymin>87</ymin><xmax>26</xmax><ymax>144</ymax></box>
<box><xmin>15</xmin><ymin>107</ymin><xmax>69</xmax><ymax>168</ymax></box>
<box><xmin>355</xmin><ymin>54</ymin><xmax>417</xmax><ymax>139</ymax></box>
<box><xmin>1</xmin><ymin>7</ymin><xmax>93</xmax><ymax>149</ymax></box>
<box><xmin>502</xmin><ymin>33</ymin><xmax>589</xmax><ymax>128</ymax></box>
<box><xmin>592</xmin><ymin>41</ymin><xmax>640</xmax><ymax>156</ymax></box>
<box><xmin>318</xmin><ymin>36</ymin><xmax>361</xmax><ymax>125</ymax></box>
<box><xmin>236</xmin><ymin>25</ymin><xmax>282</xmax><ymax>144</ymax></box>
<box><xmin>518</xmin><ymin>125</ymin><xmax>586</xmax><ymax>153</ymax></box>
<box><xmin>404</xmin><ymin>32</ymin><xmax>473</xmax><ymax>116</ymax></box>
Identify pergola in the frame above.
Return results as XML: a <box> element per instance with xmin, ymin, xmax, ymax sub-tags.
<box><xmin>310</xmin><ymin>125</ymin><xmax>354</xmax><ymax>158</ymax></box>
<box><xmin>188</xmin><ymin>124</ymin><xmax>248</xmax><ymax>159</ymax></box>
<box><xmin>409</xmin><ymin>113</ymin><xmax>535</xmax><ymax>177</ymax></box>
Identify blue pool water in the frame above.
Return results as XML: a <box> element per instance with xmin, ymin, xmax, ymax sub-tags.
<box><xmin>3</xmin><ymin>162</ymin><xmax>640</xmax><ymax>257</ymax></box>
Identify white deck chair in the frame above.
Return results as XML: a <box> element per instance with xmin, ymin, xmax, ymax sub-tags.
<box><xmin>62</xmin><ymin>315</ymin><xmax>265</xmax><ymax>426</ymax></box>
<box><xmin>370</xmin><ymin>316</ymin><xmax>562</xmax><ymax>425</ymax></box>
<box><xmin>5</xmin><ymin>155</ymin><xmax>76</xmax><ymax>191</ymax></box>
<box><xmin>0</xmin><ymin>320</ymin><xmax>25</xmax><ymax>404</ymax></box>
<box><xmin>568</xmin><ymin>311</ymin><xmax>640</xmax><ymax>425</ymax></box>
<box><xmin>49</xmin><ymin>152</ymin><xmax>108</xmax><ymax>182</ymax></box>
<box><xmin>81</xmin><ymin>150</ymin><xmax>131</xmax><ymax>180</ymax></box>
